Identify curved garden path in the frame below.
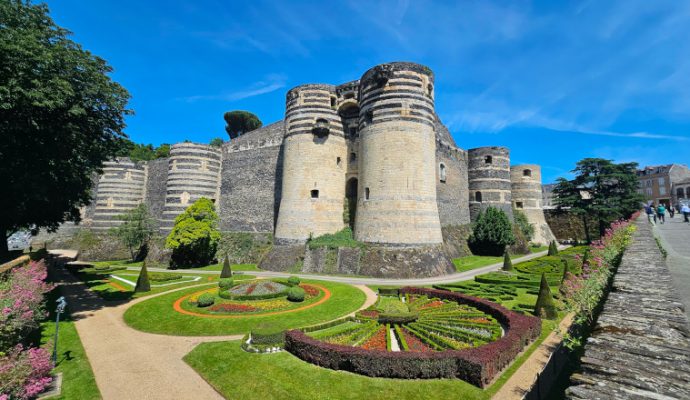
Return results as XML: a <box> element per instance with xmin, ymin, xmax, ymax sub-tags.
<box><xmin>50</xmin><ymin>263</ymin><xmax>377</xmax><ymax>400</ymax></box>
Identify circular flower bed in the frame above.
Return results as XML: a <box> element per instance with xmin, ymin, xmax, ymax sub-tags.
<box><xmin>224</xmin><ymin>281</ymin><xmax>289</xmax><ymax>299</ymax></box>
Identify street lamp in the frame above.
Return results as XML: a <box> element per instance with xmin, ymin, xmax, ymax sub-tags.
<box><xmin>52</xmin><ymin>296</ymin><xmax>67</xmax><ymax>364</ymax></box>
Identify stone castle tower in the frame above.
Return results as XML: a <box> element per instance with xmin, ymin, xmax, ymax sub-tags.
<box><xmin>77</xmin><ymin>61</ymin><xmax>555</xmax><ymax>277</ymax></box>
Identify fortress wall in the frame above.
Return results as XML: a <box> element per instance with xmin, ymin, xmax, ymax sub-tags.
<box><xmin>510</xmin><ymin>164</ymin><xmax>556</xmax><ymax>245</ymax></box>
<box><xmin>436</xmin><ymin>144</ymin><xmax>470</xmax><ymax>226</ymax></box>
<box><xmin>91</xmin><ymin>158</ymin><xmax>147</xmax><ymax>231</ymax></box>
<box><xmin>219</xmin><ymin>121</ymin><xmax>285</xmax><ymax>232</ymax></box>
<box><xmin>467</xmin><ymin>146</ymin><xmax>513</xmax><ymax>221</ymax></box>
<box><xmin>144</xmin><ymin>158</ymin><xmax>169</xmax><ymax>225</ymax></box>
<box><xmin>274</xmin><ymin>84</ymin><xmax>348</xmax><ymax>242</ymax></box>
<box><xmin>160</xmin><ymin>142</ymin><xmax>222</xmax><ymax>231</ymax></box>
<box><xmin>354</xmin><ymin>62</ymin><xmax>443</xmax><ymax>245</ymax></box>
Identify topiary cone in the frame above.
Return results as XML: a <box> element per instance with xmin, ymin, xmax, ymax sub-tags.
<box><xmin>548</xmin><ymin>240</ymin><xmax>559</xmax><ymax>256</ymax></box>
<box><xmin>502</xmin><ymin>252</ymin><xmax>513</xmax><ymax>271</ymax></box>
<box><xmin>534</xmin><ymin>273</ymin><xmax>557</xmax><ymax>319</ymax></box>
<box><xmin>135</xmin><ymin>260</ymin><xmax>151</xmax><ymax>292</ymax></box>
<box><xmin>220</xmin><ymin>255</ymin><xmax>232</xmax><ymax>278</ymax></box>
<box><xmin>560</xmin><ymin>259</ymin><xmax>569</xmax><ymax>294</ymax></box>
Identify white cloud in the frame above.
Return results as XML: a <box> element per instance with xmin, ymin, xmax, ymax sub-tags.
<box><xmin>178</xmin><ymin>74</ymin><xmax>287</xmax><ymax>103</ymax></box>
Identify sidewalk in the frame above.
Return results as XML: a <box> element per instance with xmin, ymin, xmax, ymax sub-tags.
<box><xmin>653</xmin><ymin>216</ymin><xmax>690</xmax><ymax>320</ymax></box>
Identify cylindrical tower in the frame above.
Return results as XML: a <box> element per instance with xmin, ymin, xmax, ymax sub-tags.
<box><xmin>467</xmin><ymin>146</ymin><xmax>513</xmax><ymax>221</ymax></box>
<box><xmin>92</xmin><ymin>158</ymin><xmax>147</xmax><ymax>231</ymax></box>
<box><xmin>510</xmin><ymin>164</ymin><xmax>556</xmax><ymax>245</ymax></box>
<box><xmin>274</xmin><ymin>84</ymin><xmax>348</xmax><ymax>242</ymax></box>
<box><xmin>160</xmin><ymin>142</ymin><xmax>222</xmax><ymax>231</ymax></box>
<box><xmin>354</xmin><ymin>62</ymin><xmax>442</xmax><ymax>245</ymax></box>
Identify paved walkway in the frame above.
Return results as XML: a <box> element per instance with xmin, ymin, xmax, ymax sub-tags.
<box><xmin>653</xmin><ymin>216</ymin><xmax>690</xmax><ymax>319</ymax></box>
<box><xmin>50</xmin><ymin>261</ymin><xmax>377</xmax><ymax>400</ymax></box>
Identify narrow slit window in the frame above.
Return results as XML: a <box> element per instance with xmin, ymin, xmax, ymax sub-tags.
<box><xmin>350</xmin><ymin>152</ymin><xmax>357</xmax><ymax>162</ymax></box>
<box><xmin>439</xmin><ymin>163</ymin><xmax>447</xmax><ymax>183</ymax></box>
<box><xmin>311</xmin><ymin>190</ymin><xmax>319</xmax><ymax>199</ymax></box>
<box><xmin>336</xmin><ymin>157</ymin><xmax>342</xmax><ymax>167</ymax></box>
<box><xmin>475</xmin><ymin>191</ymin><xmax>482</xmax><ymax>203</ymax></box>
<box><xmin>365</xmin><ymin>187</ymin><xmax>370</xmax><ymax>200</ymax></box>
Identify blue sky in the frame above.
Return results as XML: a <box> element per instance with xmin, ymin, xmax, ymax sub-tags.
<box><xmin>46</xmin><ymin>0</ymin><xmax>690</xmax><ymax>183</ymax></box>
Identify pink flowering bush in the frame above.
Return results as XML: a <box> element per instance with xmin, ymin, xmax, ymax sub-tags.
<box><xmin>561</xmin><ymin>213</ymin><xmax>638</xmax><ymax>348</ymax></box>
<box><xmin>0</xmin><ymin>261</ymin><xmax>54</xmax><ymax>349</ymax></box>
<box><xmin>0</xmin><ymin>345</ymin><xmax>53</xmax><ymax>399</ymax></box>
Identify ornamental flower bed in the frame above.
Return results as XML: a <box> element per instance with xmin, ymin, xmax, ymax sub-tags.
<box><xmin>400</xmin><ymin>328</ymin><xmax>433</xmax><ymax>352</ymax></box>
<box><xmin>361</xmin><ymin>326</ymin><xmax>387</xmax><ymax>350</ymax></box>
<box><xmin>301</xmin><ymin>284</ymin><xmax>319</xmax><ymax>297</ymax></box>
<box><xmin>228</xmin><ymin>281</ymin><xmax>288</xmax><ymax>297</ymax></box>
<box><xmin>208</xmin><ymin>303</ymin><xmax>257</xmax><ymax>313</ymax></box>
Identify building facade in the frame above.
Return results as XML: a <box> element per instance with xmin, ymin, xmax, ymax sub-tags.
<box><xmin>636</xmin><ymin>164</ymin><xmax>690</xmax><ymax>207</ymax></box>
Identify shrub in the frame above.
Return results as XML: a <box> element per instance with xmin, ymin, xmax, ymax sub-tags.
<box><xmin>547</xmin><ymin>240</ymin><xmax>559</xmax><ymax>256</ymax></box>
<box><xmin>513</xmin><ymin>209</ymin><xmax>535</xmax><ymax>242</ymax></box>
<box><xmin>251</xmin><ymin>324</ymin><xmax>285</xmax><ymax>346</ymax></box>
<box><xmin>509</xmin><ymin>223</ymin><xmax>531</xmax><ymax>255</ymax></box>
<box><xmin>502</xmin><ymin>252</ymin><xmax>513</xmax><ymax>271</ymax></box>
<box><xmin>134</xmin><ymin>262</ymin><xmax>151</xmax><ymax>292</ymax></box>
<box><xmin>218</xmin><ymin>278</ymin><xmax>234</xmax><ymax>290</ymax></box>
<box><xmin>287</xmin><ymin>276</ymin><xmax>300</xmax><ymax>286</ymax></box>
<box><xmin>0</xmin><ymin>345</ymin><xmax>53</xmax><ymax>400</ymax></box>
<box><xmin>468</xmin><ymin>207</ymin><xmax>515</xmax><ymax>256</ymax></box>
<box><xmin>534</xmin><ymin>273</ymin><xmax>557</xmax><ymax>319</ymax></box>
<box><xmin>148</xmin><ymin>273</ymin><xmax>182</xmax><ymax>282</ymax></box>
<box><xmin>197</xmin><ymin>293</ymin><xmax>215</xmax><ymax>307</ymax></box>
<box><xmin>220</xmin><ymin>256</ymin><xmax>232</xmax><ymax>278</ymax></box>
<box><xmin>307</xmin><ymin>227</ymin><xmax>364</xmax><ymax>249</ymax></box>
<box><xmin>287</xmin><ymin>286</ymin><xmax>305</xmax><ymax>302</ymax></box>
<box><xmin>110</xmin><ymin>203</ymin><xmax>156</xmax><ymax>261</ymax></box>
<box><xmin>166</xmin><ymin>198</ymin><xmax>221</xmax><ymax>268</ymax></box>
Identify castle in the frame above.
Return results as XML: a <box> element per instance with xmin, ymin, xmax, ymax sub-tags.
<box><xmin>80</xmin><ymin>62</ymin><xmax>555</xmax><ymax>277</ymax></box>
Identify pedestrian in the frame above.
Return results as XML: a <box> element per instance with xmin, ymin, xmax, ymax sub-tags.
<box><xmin>657</xmin><ymin>204</ymin><xmax>666</xmax><ymax>224</ymax></box>
<box><xmin>669</xmin><ymin>206</ymin><xmax>675</xmax><ymax>218</ymax></box>
<box><xmin>645</xmin><ymin>204</ymin><xmax>656</xmax><ymax>225</ymax></box>
<box><xmin>682</xmin><ymin>204</ymin><xmax>690</xmax><ymax>223</ymax></box>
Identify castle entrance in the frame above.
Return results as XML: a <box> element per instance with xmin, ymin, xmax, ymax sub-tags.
<box><xmin>345</xmin><ymin>178</ymin><xmax>358</xmax><ymax>230</ymax></box>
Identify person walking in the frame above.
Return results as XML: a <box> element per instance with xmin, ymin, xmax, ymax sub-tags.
<box><xmin>669</xmin><ymin>206</ymin><xmax>675</xmax><ymax>218</ymax></box>
<box><xmin>657</xmin><ymin>204</ymin><xmax>666</xmax><ymax>224</ymax></box>
<box><xmin>645</xmin><ymin>204</ymin><xmax>656</xmax><ymax>225</ymax></box>
<box><xmin>682</xmin><ymin>204</ymin><xmax>690</xmax><ymax>223</ymax></box>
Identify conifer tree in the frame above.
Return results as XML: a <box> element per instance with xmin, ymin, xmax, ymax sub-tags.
<box><xmin>534</xmin><ymin>273</ymin><xmax>557</xmax><ymax>319</ymax></box>
<box><xmin>547</xmin><ymin>240</ymin><xmax>559</xmax><ymax>256</ymax></box>
<box><xmin>220</xmin><ymin>255</ymin><xmax>232</xmax><ymax>278</ymax></box>
<box><xmin>561</xmin><ymin>258</ymin><xmax>569</xmax><ymax>284</ymax></box>
<box><xmin>502</xmin><ymin>252</ymin><xmax>513</xmax><ymax>271</ymax></box>
<box><xmin>135</xmin><ymin>261</ymin><xmax>151</xmax><ymax>292</ymax></box>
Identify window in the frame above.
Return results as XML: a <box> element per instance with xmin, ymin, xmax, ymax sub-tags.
<box><xmin>658</xmin><ymin>177</ymin><xmax>666</xmax><ymax>186</ymax></box>
<box><xmin>523</xmin><ymin>169</ymin><xmax>532</xmax><ymax>177</ymax></box>
<box><xmin>365</xmin><ymin>187</ymin><xmax>370</xmax><ymax>200</ymax></box>
<box><xmin>311</xmin><ymin>190</ymin><xmax>319</xmax><ymax>199</ymax></box>
<box><xmin>646</xmin><ymin>188</ymin><xmax>653</xmax><ymax>196</ymax></box>
<box><xmin>336</xmin><ymin>157</ymin><xmax>342</xmax><ymax>167</ymax></box>
<box><xmin>660</xmin><ymin>187</ymin><xmax>667</xmax><ymax>195</ymax></box>
<box><xmin>678</xmin><ymin>188</ymin><xmax>685</xmax><ymax>198</ymax></box>
<box><xmin>330</xmin><ymin>96</ymin><xmax>336</xmax><ymax>107</ymax></box>
<box><xmin>516</xmin><ymin>201</ymin><xmax>523</xmax><ymax>209</ymax></box>
<box><xmin>439</xmin><ymin>163</ymin><xmax>446</xmax><ymax>183</ymax></box>
<box><xmin>475</xmin><ymin>191</ymin><xmax>482</xmax><ymax>203</ymax></box>
<box><xmin>350</xmin><ymin>152</ymin><xmax>357</xmax><ymax>162</ymax></box>
<box><xmin>484</xmin><ymin>156</ymin><xmax>492</xmax><ymax>164</ymax></box>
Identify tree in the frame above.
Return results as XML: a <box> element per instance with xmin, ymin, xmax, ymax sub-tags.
<box><xmin>553</xmin><ymin>158</ymin><xmax>643</xmax><ymax>242</ymax></box>
<box><xmin>134</xmin><ymin>261</ymin><xmax>151</xmax><ymax>292</ymax></box>
<box><xmin>468</xmin><ymin>207</ymin><xmax>515</xmax><ymax>256</ymax></box>
<box><xmin>110</xmin><ymin>204</ymin><xmax>156</xmax><ymax>261</ymax></box>
<box><xmin>220</xmin><ymin>255</ymin><xmax>232</xmax><ymax>278</ymax></box>
<box><xmin>560</xmin><ymin>259</ymin><xmax>569</xmax><ymax>286</ymax></box>
<box><xmin>223</xmin><ymin>111</ymin><xmax>262</xmax><ymax>139</ymax></box>
<box><xmin>114</xmin><ymin>139</ymin><xmax>170</xmax><ymax>161</ymax></box>
<box><xmin>209</xmin><ymin>137</ymin><xmax>224</xmax><ymax>147</ymax></box>
<box><xmin>165</xmin><ymin>198</ymin><xmax>221</xmax><ymax>268</ymax></box>
<box><xmin>154</xmin><ymin>143</ymin><xmax>171</xmax><ymax>159</ymax></box>
<box><xmin>502</xmin><ymin>252</ymin><xmax>513</xmax><ymax>271</ymax></box>
<box><xmin>534</xmin><ymin>273</ymin><xmax>557</xmax><ymax>319</ymax></box>
<box><xmin>513</xmin><ymin>209</ymin><xmax>535</xmax><ymax>242</ymax></box>
<box><xmin>0</xmin><ymin>1</ymin><xmax>131</xmax><ymax>258</ymax></box>
<box><xmin>547</xmin><ymin>240</ymin><xmax>559</xmax><ymax>256</ymax></box>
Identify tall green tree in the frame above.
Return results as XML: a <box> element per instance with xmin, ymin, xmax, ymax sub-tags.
<box><xmin>468</xmin><ymin>207</ymin><xmax>515</xmax><ymax>256</ymax></box>
<box><xmin>0</xmin><ymin>1</ymin><xmax>131</xmax><ymax>257</ymax></box>
<box><xmin>553</xmin><ymin>158</ymin><xmax>642</xmax><ymax>242</ymax></box>
<box><xmin>166</xmin><ymin>198</ymin><xmax>221</xmax><ymax>268</ymax></box>
<box><xmin>223</xmin><ymin>110</ymin><xmax>262</xmax><ymax>139</ymax></box>
<box><xmin>110</xmin><ymin>204</ymin><xmax>156</xmax><ymax>261</ymax></box>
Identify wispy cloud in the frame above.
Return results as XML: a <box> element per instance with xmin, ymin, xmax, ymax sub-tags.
<box><xmin>178</xmin><ymin>74</ymin><xmax>287</xmax><ymax>103</ymax></box>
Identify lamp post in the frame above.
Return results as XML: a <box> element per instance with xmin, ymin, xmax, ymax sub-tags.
<box><xmin>52</xmin><ymin>296</ymin><xmax>67</xmax><ymax>364</ymax></box>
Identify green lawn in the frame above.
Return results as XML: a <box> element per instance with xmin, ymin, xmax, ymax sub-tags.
<box><xmin>40</xmin><ymin>289</ymin><xmax>100</xmax><ymax>400</ymax></box>
<box><xmin>123</xmin><ymin>280</ymin><xmax>367</xmax><ymax>336</ymax></box>
<box><xmin>184</xmin><ymin>319</ymin><xmax>556</xmax><ymax>400</ymax></box>
<box><xmin>452</xmin><ymin>255</ymin><xmax>504</xmax><ymax>272</ymax></box>
<box><xmin>193</xmin><ymin>263</ymin><xmax>261</xmax><ymax>272</ymax></box>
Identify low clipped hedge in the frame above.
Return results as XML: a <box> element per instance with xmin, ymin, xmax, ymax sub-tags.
<box><xmin>377</xmin><ymin>312</ymin><xmax>418</xmax><ymax>325</ymax></box>
<box><xmin>197</xmin><ymin>293</ymin><xmax>215</xmax><ymax>307</ymax></box>
<box><xmin>285</xmin><ymin>287</ymin><xmax>541</xmax><ymax>388</ymax></box>
<box><xmin>287</xmin><ymin>286</ymin><xmax>305</xmax><ymax>302</ymax></box>
<box><xmin>251</xmin><ymin>328</ymin><xmax>286</xmax><ymax>346</ymax></box>
<box><xmin>378</xmin><ymin>288</ymin><xmax>400</xmax><ymax>296</ymax></box>
<box><xmin>217</xmin><ymin>289</ymin><xmax>287</xmax><ymax>301</ymax></box>
<box><xmin>149</xmin><ymin>272</ymin><xmax>183</xmax><ymax>282</ymax></box>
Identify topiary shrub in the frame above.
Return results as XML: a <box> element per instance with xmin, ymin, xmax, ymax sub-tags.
<box><xmin>197</xmin><ymin>293</ymin><xmax>215</xmax><ymax>307</ymax></box>
<box><xmin>468</xmin><ymin>207</ymin><xmax>515</xmax><ymax>256</ymax></box>
<box><xmin>220</xmin><ymin>255</ymin><xmax>232</xmax><ymax>278</ymax></box>
<box><xmin>534</xmin><ymin>273</ymin><xmax>557</xmax><ymax>319</ymax></box>
<box><xmin>502</xmin><ymin>252</ymin><xmax>513</xmax><ymax>271</ymax></box>
<box><xmin>218</xmin><ymin>278</ymin><xmax>234</xmax><ymax>290</ymax></box>
<box><xmin>547</xmin><ymin>240</ymin><xmax>559</xmax><ymax>256</ymax></box>
<box><xmin>166</xmin><ymin>198</ymin><xmax>221</xmax><ymax>268</ymax></box>
<box><xmin>287</xmin><ymin>286</ymin><xmax>305</xmax><ymax>302</ymax></box>
<box><xmin>287</xmin><ymin>276</ymin><xmax>300</xmax><ymax>286</ymax></box>
<box><xmin>134</xmin><ymin>261</ymin><xmax>151</xmax><ymax>292</ymax></box>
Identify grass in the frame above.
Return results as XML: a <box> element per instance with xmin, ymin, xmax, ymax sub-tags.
<box><xmin>530</xmin><ymin>245</ymin><xmax>549</xmax><ymax>253</ymax></box>
<box><xmin>452</xmin><ymin>255</ymin><xmax>504</xmax><ymax>272</ymax></box>
<box><xmin>193</xmin><ymin>263</ymin><xmax>261</xmax><ymax>272</ymax></box>
<box><xmin>307</xmin><ymin>227</ymin><xmax>365</xmax><ymax>250</ymax></box>
<box><xmin>184</xmin><ymin>318</ymin><xmax>557</xmax><ymax>400</ymax></box>
<box><xmin>123</xmin><ymin>279</ymin><xmax>367</xmax><ymax>336</ymax></box>
<box><xmin>40</xmin><ymin>289</ymin><xmax>100</xmax><ymax>400</ymax></box>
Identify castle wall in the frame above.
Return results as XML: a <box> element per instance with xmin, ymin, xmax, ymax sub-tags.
<box><xmin>510</xmin><ymin>164</ymin><xmax>556</xmax><ymax>245</ymax></box>
<box><xmin>467</xmin><ymin>146</ymin><xmax>513</xmax><ymax>221</ymax></box>
<box><xmin>144</xmin><ymin>158</ymin><xmax>169</xmax><ymax>225</ymax></box>
<box><xmin>274</xmin><ymin>84</ymin><xmax>348</xmax><ymax>242</ymax></box>
<box><xmin>160</xmin><ymin>142</ymin><xmax>222</xmax><ymax>231</ymax></box>
<box><xmin>219</xmin><ymin>121</ymin><xmax>284</xmax><ymax>232</ymax></box>
<box><xmin>91</xmin><ymin>158</ymin><xmax>147</xmax><ymax>231</ymax></box>
<box><xmin>436</xmin><ymin>132</ymin><xmax>470</xmax><ymax>226</ymax></box>
<box><xmin>354</xmin><ymin>62</ymin><xmax>443</xmax><ymax>245</ymax></box>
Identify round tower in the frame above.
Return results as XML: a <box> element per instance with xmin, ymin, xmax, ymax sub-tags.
<box><xmin>274</xmin><ymin>84</ymin><xmax>348</xmax><ymax>242</ymax></box>
<box><xmin>92</xmin><ymin>158</ymin><xmax>147</xmax><ymax>231</ymax></box>
<box><xmin>510</xmin><ymin>164</ymin><xmax>556</xmax><ymax>245</ymax></box>
<box><xmin>354</xmin><ymin>62</ymin><xmax>442</xmax><ymax>245</ymax></box>
<box><xmin>467</xmin><ymin>146</ymin><xmax>513</xmax><ymax>221</ymax></box>
<box><xmin>160</xmin><ymin>142</ymin><xmax>222</xmax><ymax>231</ymax></box>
